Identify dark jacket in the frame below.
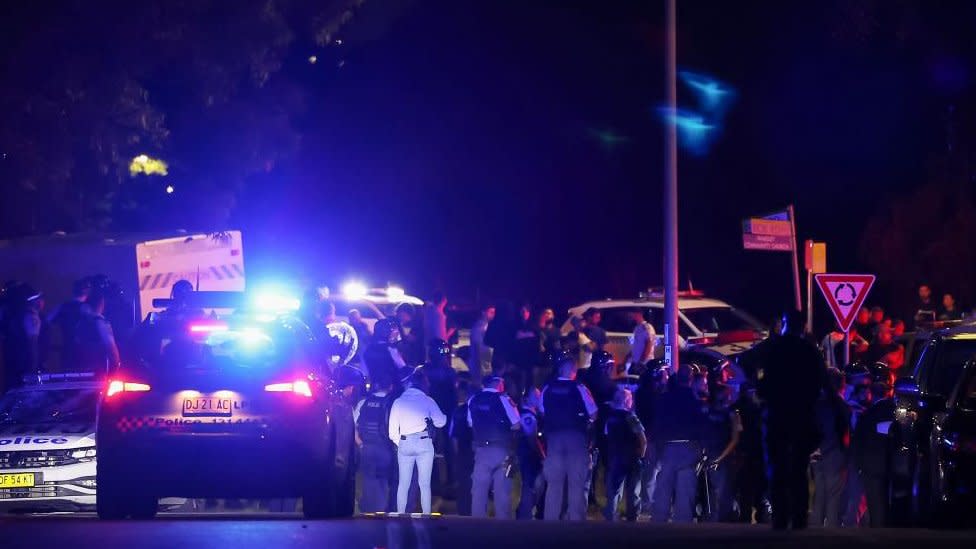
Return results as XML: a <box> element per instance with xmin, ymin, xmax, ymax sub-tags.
<box><xmin>651</xmin><ymin>386</ymin><xmax>708</xmax><ymax>445</ymax></box>
<box><xmin>754</xmin><ymin>334</ymin><xmax>826</xmax><ymax>437</ymax></box>
<box><xmin>853</xmin><ymin>398</ymin><xmax>896</xmax><ymax>477</ymax></box>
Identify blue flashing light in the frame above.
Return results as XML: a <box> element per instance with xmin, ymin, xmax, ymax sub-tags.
<box><xmin>679</xmin><ymin>70</ymin><xmax>735</xmax><ymax>114</ymax></box>
<box><xmin>658</xmin><ymin>107</ymin><xmax>716</xmax><ymax>155</ymax></box>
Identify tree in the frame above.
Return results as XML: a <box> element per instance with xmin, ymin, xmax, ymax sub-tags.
<box><xmin>0</xmin><ymin>0</ymin><xmax>366</xmax><ymax>236</ymax></box>
<box><xmin>860</xmin><ymin>176</ymin><xmax>976</xmax><ymax>317</ymax></box>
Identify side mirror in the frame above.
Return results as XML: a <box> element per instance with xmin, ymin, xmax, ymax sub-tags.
<box><xmin>894</xmin><ymin>376</ymin><xmax>920</xmax><ymax>398</ymax></box>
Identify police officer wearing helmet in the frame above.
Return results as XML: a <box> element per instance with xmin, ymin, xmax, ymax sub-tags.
<box><xmin>355</xmin><ymin>371</ymin><xmax>398</xmax><ymax>513</ymax></box>
<box><xmin>540</xmin><ymin>351</ymin><xmax>599</xmax><ymax>521</ymax></box>
<box><xmin>364</xmin><ymin>318</ymin><xmax>407</xmax><ymax>388</ymax></box>
<box><xmin>603</xmin><ymin>387</ymin><xmax>647</xmax><ymax>521</ymax></box>
<box><xmin>468</xmin><ymin>375</ymin><xmax>521</xmax><ymax>518</ymax></box>
<box><xmin>651</xmin><ymin>364</ymin><xmax>708</xmax><ymax>523</ymax></box>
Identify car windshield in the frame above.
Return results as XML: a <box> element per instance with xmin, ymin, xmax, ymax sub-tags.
<box><xmin>0</xmin><ymin>388</ymin><xmax>98</xmax><ymax>425</ymax></box>
<box><xmin>682</xmin><ymin>307</ymin><xmax>763</xmax><ymax>335</ymax></box>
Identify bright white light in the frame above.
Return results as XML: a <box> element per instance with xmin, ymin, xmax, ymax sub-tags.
<box><xmin>252</xmin><ymin>290</ymin><xmax>301</xmax><ymax>312</ymax></box>
<box><xmin>165</xmin><ymin>185</ymin><xmax>174</xmax><ymax>194</ymax></box>
<box><xmin>239</xmin><ymin>327</ymin><xmax>271</xmax><ymax>347</ymax></box>
<box><xmin>386</xmin><ymin>286</ymin><xmax>405</xmax><ymax>299</ymax></box>
<box><xmin>342</xmin><ymin>281</ymin><xmax>368</xmax><ymax>299</ymax></box>
<box><xmin>308</xmin><ymin>55</ymin><xmax>318</xmax><ymax>64</ymax></box>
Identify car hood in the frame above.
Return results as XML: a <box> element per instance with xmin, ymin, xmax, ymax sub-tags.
<box><xmin>0</xmin><ymin>422</ymin><xmax>96</xmax><ymax>450</ymax></box>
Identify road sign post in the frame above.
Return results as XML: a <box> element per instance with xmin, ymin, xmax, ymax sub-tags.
<box><xmin>815</xmin><ymin>273</ymin><xmax>875</xmax><ymax>367</ymax></box>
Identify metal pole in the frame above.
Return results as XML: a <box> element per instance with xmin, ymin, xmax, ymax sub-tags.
<box><xmin>663</xmin><ymin>0</ymin><xmax>680</xmax><ymax>372</ymax></box>
<box><xmin>788</xmin><ymin>204</ymin><xmax>802</xmax><ymax>312</ymax></box>
<box><xmin>844</xmin><ymin>330</ymin><xmax>851</xmax><ymax>366</ymax></box>
<box><xmin>806</xmin><ymin>268</ymin><xmax>813</xmax><ymax>334</ymax></box>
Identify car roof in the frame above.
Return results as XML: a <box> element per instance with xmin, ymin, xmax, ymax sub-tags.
<box><xmin>567</xmin><ymin>297</ymin><xmax>731</xmax><ymax>315</ymax></box>
<box><xmin>939</xmin><ymin>320</ymin><xmax>976</xmax><ymax>340</ymax></box>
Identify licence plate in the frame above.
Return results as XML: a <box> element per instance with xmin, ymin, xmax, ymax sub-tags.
<box><xmin>182</xmin><ymin>396</ymin><xmax>233</xmax><ymax>417</ymax></box>
<box><xmin>0</xmin><ymin>473</ymin><xmax>36</xmax><ymax>489</ymax></box>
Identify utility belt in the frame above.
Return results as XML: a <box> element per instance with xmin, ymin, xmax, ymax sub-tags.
<box><xmin>401</xmin><ymin>432</ymin><xmax>430</xmax><ymax>441</ymax></box>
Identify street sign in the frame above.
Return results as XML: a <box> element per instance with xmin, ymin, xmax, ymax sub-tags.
<box><xmin>742</xmin><ymin>217</ymin><xmax>793</xmax><ymax>251</ymax></box>
<box><xmin>804</xmin><ymin>241</ymin><xmax>827</xmax><ymax>274</ymax></box>
<box><xmin>815</xmin><ymin>273</ymin><xmax>875</xmax><ymax>332</ymax></box>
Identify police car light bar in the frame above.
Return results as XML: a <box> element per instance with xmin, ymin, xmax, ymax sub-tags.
<box><xmin>106</xmin><ymin>380</ymin><xmax>152</xmax><ymax>397</ymax></box>
<box><xmin>385</xmin><ymin>286</ymin><xmax>405</xmax><ymax>299</ymax></box>
<box><xmin>264</xmin><ymin>380</ymin><xmax>313</xmax><ymax>397</ymax></box>
<box><xmin>189</xmin><ymin>321</ymin><xmax>230</xmax><ymax>333</ymax></box>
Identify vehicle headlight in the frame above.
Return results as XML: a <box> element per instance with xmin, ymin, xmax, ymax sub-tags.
<box><xmin>71</xmin><ymin>447</ymin><xmax>97</xmax><ymax>460</ymax></box>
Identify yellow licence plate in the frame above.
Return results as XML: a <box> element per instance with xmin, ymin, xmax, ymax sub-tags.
<box><xmin>0</xmin><ymin>473</ymin><xmax>36</xmax><ymax>488</ymax></box>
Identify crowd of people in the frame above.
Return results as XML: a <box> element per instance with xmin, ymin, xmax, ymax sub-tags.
<box><xmin>2</xmin><ymin>277</ymin><xmax>973</xmax><ymax>527</ymax></box>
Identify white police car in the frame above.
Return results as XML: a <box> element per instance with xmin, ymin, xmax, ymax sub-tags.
<box><xmin>0</xmin><ymin>373</ymin><xmax>100</xmax><ymax>512</ymax></box>
<box><xmin>562</xmin><ymin>290</ymin><xmax>767</xmax><ymax>366</ymax></box>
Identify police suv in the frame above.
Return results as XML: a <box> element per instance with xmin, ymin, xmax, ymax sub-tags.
<box><xmin>0</xmin><ymin>373</ymin><xmax>99</xmax><ymax>512</ymax></box>
<box><xmin>562</xmin><ymin>290</ymin><xmax>767</xmax><ymax>366</ymax></box>
<box><xmin>95</xmin><ymin>291</ymin><xmax>356</xmax><ymax>519</ymax></box>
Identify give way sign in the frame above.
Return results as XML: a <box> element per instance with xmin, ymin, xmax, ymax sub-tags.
<box><xmin>814</xmin><ymin>274</ymin><xmax>876</xmax><ymax>332</ymax></box>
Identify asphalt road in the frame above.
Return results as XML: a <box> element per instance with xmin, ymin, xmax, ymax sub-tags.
<box><xmin>2</xmin><ymin>515</ymin><xmax>974</xmax><ymax>549</ymax></box>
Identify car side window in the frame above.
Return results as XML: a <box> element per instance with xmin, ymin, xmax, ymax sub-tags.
<box><xmin>915</xmin><ymin>341</ymin><xmax>936</xmax><ymax>394</ymax></box>
<box><xmin>599</xmin><ymin>308</ymin><xmax>640</xmax><ymax>334</ymax></box>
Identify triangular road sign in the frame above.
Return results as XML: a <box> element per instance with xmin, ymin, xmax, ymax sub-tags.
<box><xmin>815</xmin><ymin>274</ymin><xmax>876</xmax><ymax>333</ymax></box>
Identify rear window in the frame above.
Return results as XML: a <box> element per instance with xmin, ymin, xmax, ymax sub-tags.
<box><xmin>0</xmin><ymin>389</ymin><xmax>98</xmax><ymax>425</ymax></box>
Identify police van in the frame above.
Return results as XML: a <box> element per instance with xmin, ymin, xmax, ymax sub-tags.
<box><xmin>561</xmin><ymin>290</ymin><xmax>767</xmax><ymax>366</ymax></box>
<box><xmin>0</xmin><ymin>373</ymin><xmax>100</xmax><ymax>512</ymax></box>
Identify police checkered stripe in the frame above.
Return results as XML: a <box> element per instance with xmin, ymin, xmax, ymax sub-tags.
<box><xmin>139</xmin><ymin>264</ymin><xmax>245</xmax><ymax>290</ymax></box>
<box><xmin>115</xmin><ymin>417</ymin><xmax>151</xmax><ymax>433</ymax></box>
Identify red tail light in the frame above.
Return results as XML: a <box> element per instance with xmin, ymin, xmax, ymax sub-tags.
<box><xmin>106</xmin><ymin>380</ymin><xmax>151</xmax><ymax>398</ymax></box>
<box><xmin>264</xmin><ymin>380</ymin><xmax>312</xmax><ymax>398</ymax></box>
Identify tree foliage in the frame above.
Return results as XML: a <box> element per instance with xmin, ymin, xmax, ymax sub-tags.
<box><xmin>0</xmin><ymin>0</ymin><xmax>365</xmax><ymax>236</ymax></box>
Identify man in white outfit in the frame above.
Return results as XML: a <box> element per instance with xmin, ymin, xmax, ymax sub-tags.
<box><xmin>388</xmin><ymin>370</ymin><xmax>447</xmax><ymax>514</ymax></box>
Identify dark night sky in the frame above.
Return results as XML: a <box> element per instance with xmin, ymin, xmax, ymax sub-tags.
<box><xmin>6</xmin><ymin>1</ymin><xmax>973</xmax><ymax>321</ymax></box>
<box><xmin>235</xmin><ymin>0</ymin><xmax>972</xmax><ymax>322</ymax></box>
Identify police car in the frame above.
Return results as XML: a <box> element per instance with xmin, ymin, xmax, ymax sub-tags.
<box><xmin>561</xmin><ymin>290</ymin><xmax>767</xmax><ymax>366</ymax></box>
<box><xmin>95</xmin><ymin>290</ymin><xmax>356</xmax><ymax>519</ymax></box>
<box><xmin>0</xmin><ymin>373</ymin><xmax>99</xmax><ymax>512</ymax></box>
<box><xmin>330</xmin><ymin>282</ymin><xmax>424</xmax><ymax>331</ymax></box>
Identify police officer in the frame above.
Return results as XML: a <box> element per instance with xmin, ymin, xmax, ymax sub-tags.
<box><xmin>853</xmin><ymin>382</ymin><xmax>895</xmax><ymax>527</ymax></box>
<box><xmin>635</xmin><ymin>361</ymin><xmax>668</xmax><ymax>516</ymax></box>
<box><xmin>603</xmin><ymin>387</ymin><xmax>646</xmax><ymax>521</ymax></box>
<box><xmin>74</xmin><ymin>288</ymin><xmax>121</xmax><ymax>373</ymax></box>
<box><xmin>516</xmin><ymin>387</ymin><xmax>546</xmax><ymax>520</ymax></box>
<box><xmin>703</xmin><ymin>383</ymin><xmax>741</xmax><ymax>522</ymax></box>
<box><xmin>355</xmin><ymin>372</ymin><xmax>397</xmax><ymax>513</ymax></box>
<box><xmin>754</xmin><ymin>310</ymin><xmax>826</xmax><ymax>530</ymax></box>
<box><xmin>364</xmin><ymin>318</ymin><xmax>407</xmax><ymax>387</ymax></box>
<box><xmin>450</xmin><ymin>379</ymin><xmax>476</xmax><ymax>516</ymax></box>
<box><xmin>468</xmin><ymin>375</ymin><xmax>521</xmax><ymax>518</ymax></box>
<box><xmin>47</xmin><ymin>277</ymin><xmax>91</xmax><ymax>370</ymax></box>
<box><xmin>651</xmin><ymin>364</ymin><xmax>708</xmax><ymax>523</ymax></box>
<box><xmin>811</xmin><ymin>368</ymin><xmax>851</xmax><ymax>528</ymax></box>
<box><xmin>540</xmin><ymin>352</ymin><xmax>598</xmax><ymax>521</ymax></box>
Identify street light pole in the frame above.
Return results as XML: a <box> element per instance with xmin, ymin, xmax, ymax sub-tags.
<box><xmin>663</xmin><ymin>0</ymin><xmax>679</xmax><ymax>372</ymax></box>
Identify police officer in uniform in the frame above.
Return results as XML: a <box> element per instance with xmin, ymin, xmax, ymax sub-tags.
<box><xmin>364</xmin><ymin>319</ymin><xmax>407</xmax><ymax>387</ymax></box>
<box><xmin>651</xmin><ymin>364</ymin><xmax>708</xmax><ymax>523</ymax></box>
<box><xmin>355</xmin><ymin>372</ymin><xmax>397</xmax><ymax>513</ymax></box>
<box><xmin>853</xmin><ymin>382</ymin><xmax>895</xmax><ymax>527</ymax></box>
<box><xmin>541</xmin><ymin>352</ymin><xmax>599</xmax><ymax>521</ymax></box>
<box><xmin>703</xmin><ymin>383</ymin><xmax>741</xmax><ymax>522</ymax></box>
<box><xmin>603</xmin><ymin>387</ymin><xmax>647</xmax><ymax>521</ymax></box>
<box><xmin>516</xmin><ymin>387</ymin><xmax>546</xmax><ymax>520</ymax></box>
<box><xmin>450</xmin><ymin>379</ymin><xmax>476</xmax><ymax>516</ymax></box>
<box><xmin>753</xmin><ymin>310</ymin><xmax>826</xmax><ymax>530</ymax></box>
<box><xmin>469</xmin><ymin>375</ymin><xmax>521</xmax><ymax>519</ymax></box>
<box><xmin>811</xmin><ymin>367</ymin><xmax>851</xmax><ymax>527</ymax></box>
